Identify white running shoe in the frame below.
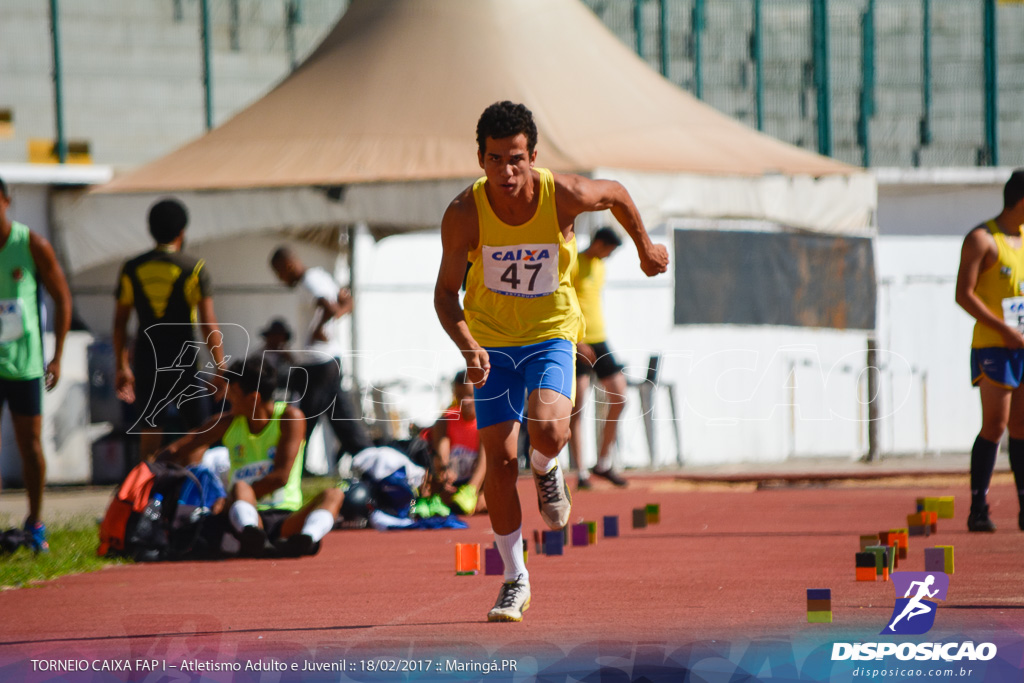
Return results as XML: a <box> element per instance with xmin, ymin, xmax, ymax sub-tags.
<box><xmin>533</xmin><ymin>461</ymin><xmax>572</xmax><ymax>530</ymax></box>
<box><xmin>487</xmin><ymin>576</ymin><xmax>531</xmax><ymax>622</ymax></box>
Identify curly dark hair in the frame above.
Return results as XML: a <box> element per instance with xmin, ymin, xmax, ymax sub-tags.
<box><xmin>228</xmin><ymin>355</ymin><xmax>277</xmax><ymax>398</ymax></box>
<box><xmin>476</xmin><ymin>101</ymin><xmax>538</xmax><ymax>156</ymax></box>
<box><xmin>1005</xmin><ymin>169</ymin><xmax>1024</xmax><ymax>210</ymax></box>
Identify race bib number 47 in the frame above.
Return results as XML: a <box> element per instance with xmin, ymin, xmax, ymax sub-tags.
<box><xmin>482</xmin><ymin>244</ymin><xmax>558</xmax><ymax>298</ymax></box>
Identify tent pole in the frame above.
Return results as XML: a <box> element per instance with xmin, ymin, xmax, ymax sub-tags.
<box><xmin>865</xmin><ymin>336</ymin><xmax>880</xmax><ymax>462</ymax></box>
<box><xmin>200</xmin><ymin>0</ymin><xmax>214</xmax><ymax>131</ymax></box>
<box><xmin>48</xmin><ymin>0</ymin><xmax>67</xmax><ymax>163</ymax></box>
<box><xmin>347</xmin><ymin>224</ymin><xmax>360</xmax><ymax>388</ymax></box>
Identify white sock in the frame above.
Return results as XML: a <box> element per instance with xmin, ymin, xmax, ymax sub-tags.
<box><xmin>596</xmin><ymin>455</ymin><xmax>613</xmax><ymax>471</ymax></box>
<box><xmin>228</xmin><ymin>500</ymin><xmax>259</xmax><ymax>532</ymax></box>
<box><xmin>301</xmin><ymin>509</ymin><xmax>335</xmax><ymax>542</ymax></box>
<box><xmin>530</xmin><ymin>449</ymin><xmax>555</xmax><ymax>474</ymax></box>
<box><xmin>495</xmin><ymin>528</ymin><xmax>529</xmax><ymax>582</ymax></box>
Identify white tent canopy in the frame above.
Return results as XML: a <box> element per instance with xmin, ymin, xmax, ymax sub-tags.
<box><xmin>56</xmin><ymin>0</ymin><xmax>874</xmax><ymax>274</ymax></box>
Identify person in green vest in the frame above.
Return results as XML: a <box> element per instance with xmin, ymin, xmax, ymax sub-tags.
<box><xmin>0</xmin><ymin>176</ymin><xmax>72</xmax><ymax>553</ymax></box>
<box><xmin>158</xmin><ymin>355</ymin><xmax>343</xmax><ymax>557</ymax></box>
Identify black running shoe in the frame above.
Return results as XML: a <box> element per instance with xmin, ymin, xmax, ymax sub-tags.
<box><xmin>591</xmin><ymin>465</ymin><xmax>629</xmax><ymax>488</ymax></box>
<box><xmin>283</xmin><ymin>533</ymin><xmax>319</xmax><ymax>558</ymax></box>
<box><xmin>240</xmin><ymin>525</ymin><xmax>272</xmax><ymax>557</ymax></box>
<box><xmin>967</xmin><ymin>505</ymin><xmax>997</xmax><ymax>533</ymax></box>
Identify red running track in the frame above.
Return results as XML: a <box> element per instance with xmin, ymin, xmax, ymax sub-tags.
<box><xmin>0</xmin><ymin>475</ymin><xmax>1021</xmax><ymax>671</ymax></box>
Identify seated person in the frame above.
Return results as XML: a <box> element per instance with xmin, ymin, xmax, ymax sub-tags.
<box><xmin>422</xmin><ymin>371</ymin><xmax>487</xmax><ymax>516</ymax></box>
<box><xmin>157</xmin><ymin>355</ymin><xmax>342</xmax><ymax>557</ymax></box>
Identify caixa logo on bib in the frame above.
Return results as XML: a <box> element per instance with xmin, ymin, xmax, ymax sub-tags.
<box><xmin>883</xmin><ymin>571</ymin><xmax>948</xmax><ymax>635</ymax></box>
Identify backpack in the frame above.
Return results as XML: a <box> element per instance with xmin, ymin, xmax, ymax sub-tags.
<box><xmin>97</xmin><ymin>461</ymin><xmax>208</xmax><ymax>561</ymax></box>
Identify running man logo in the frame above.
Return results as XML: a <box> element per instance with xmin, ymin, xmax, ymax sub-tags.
<box><xmin>881</xmin><ymin>571</ymin><xmax>949</xmax><ymax>635</ymax></box>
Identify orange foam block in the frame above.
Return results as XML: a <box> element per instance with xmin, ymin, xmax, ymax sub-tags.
<box><xmin>856</xmin><ymin>567</ymin><xmax>876</xmax><ymax>582</ymax></box>
<box><xmin>455</xmin><ymin>543</ymin><xmax>480</xmax><ymax>575</ymax></box>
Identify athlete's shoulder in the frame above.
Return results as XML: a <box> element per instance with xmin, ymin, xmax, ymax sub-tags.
<box><xmin>280</xmin><ymin>403</ymin><xmax>305</xmax><ymax>423</ymax></box>
<box><xmin>442</xmin><ymin>185</ymin><xmax>480</xmax><ymax>239</ymax></box>
<box><xmin>446</xmin><ymin>184</ymin><xmax>477</xmax><ymax>214</ymax></box>
<box><xmin>964</xmin><ymin>222</ymin><xmax>997</xmax><ymax>246</ymax></box>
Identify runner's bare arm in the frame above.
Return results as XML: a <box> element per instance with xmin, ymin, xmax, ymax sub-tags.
<box><xmin>196</xmin><ymin>297</ymin><xmax>226</xmax><ymax>370</ymax></box>
<box><xmin>955</xmin><ymin>226</ymin><xmax>1022</xmax><ymax>348</ymax></box>
<box><xmin>252</xmin><ymin>405</ymin><xmax>305</xmax><ymax>500</ymax></box>
<box><xmin>29</xmin><ymin>232</ymin><xmax>72</xmax><ymax>390</ymax></box>
<box><xmin>435</xmin><ymin>190</ymin><xmax>490</xmax><ymax>385</ymax></box>
<box><xmin>112</xmin><ymin>301</ymin><xmax>135</xmax><ymax>402</ymax></box>
<box><xmin>554</xmin><ymin>174</ymin><xmax>669</xmax><ymax>277</ymax></box>
<box><xmin>155</xmin><ymin>412</ymin><xmax>232</xmax><ymax>466</ymax></box>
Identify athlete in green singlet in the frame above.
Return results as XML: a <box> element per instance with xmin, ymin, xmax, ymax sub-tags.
<box><xmin>158</xmin><ymin>355</ymin><xmax>343</xmax><ymax>557</ymax></box>
<box><xmin>0</xmin><ymin>176</ymin><xmax>72</xmax><ymax>553</ymax></box>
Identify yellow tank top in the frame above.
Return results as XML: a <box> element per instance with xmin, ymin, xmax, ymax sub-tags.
<box><xmin>464</xmin><ymin>168</ymin><xmax>584</xmax><ymax>347</ymax></box>
<box><xmin>575</xmin><ymin>253</ymin><xmax>607</xmax><ymax>344</ymax></box>
<box><xmin>972</xmin><ymin>220</ymin><xmax>1024</xmax><ymax>348</ymax></box>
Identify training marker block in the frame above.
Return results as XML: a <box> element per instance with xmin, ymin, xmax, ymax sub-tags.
<box><xmin>924</xmin><ymin>547</ymin><xmax>946</xmax><ymax>573</ymax></box>
<box><xmin>807</xmin><ymin>611</ymin><xmax>833</xmax><ymax>623</ymax></box>
<box><xmin>856</xmin><ymin>566</ymin><xmax>876</xmax><ymax>582</ymax></box>
<box><xmin>484</xmin><ymin>547</ymin><xmax>503</xmax><ymax>575</ymax></box>
<box><xmin>455</xmin><ymin>543</ymin><xmax>480</xmax><ymax>575</ymax></box>
<box><xmin>937</xmin><ymin>497</ymin><xmax>954</xmax><ymax>519</ymax></box>
<box><xmin>860</xmin><ymin>534</ymin><xmax>879</xmax><ymax>551</ymax></box>
<box><xmin>571</xmin><ymin>523</ymin><xmax>589</xmax><ymax>547</ymax></box>
<box><xmin>632</xmin><ymin>508</ymin><xmax>648</xmax><ymax>529</ymax></box>
<box><xmin>603</xmin><ymin>515</ymin><xmax>619</xmax><ymax>537</ymax></box>
<box><xmin>645</xmin><ymin>503</ymin><xmax>661</xmax><ymax>524</ymax></box>
<box><xmin>889</xmin><ymin>529</ymin><xmax>909</xmax><ymax>559</ymax></box>
<box><xmin>543</xmin><ymin>530</ymin><xmax>564</xmax><ymax>556</ymax></box>
<box><xmin>934</xmin><ymin>545</ymin><xmax>954</xmax><ymax>574</ymax></box>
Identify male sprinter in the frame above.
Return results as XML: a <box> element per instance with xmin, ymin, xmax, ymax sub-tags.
<box><xmin>955</xmin><ymin>168</ymin><xmax>1024</xmax><ymax>532</ymax></box>
<box><xmin>435</xmin><ymin>101</ymin><xmax>668</xmax><ymax>621</ymax></box>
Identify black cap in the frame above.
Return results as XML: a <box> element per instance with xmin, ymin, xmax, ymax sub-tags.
<box><xmin>260</xmin><ymin>318</ymin><xmax>292</xmax><ymax>341</ymax></box>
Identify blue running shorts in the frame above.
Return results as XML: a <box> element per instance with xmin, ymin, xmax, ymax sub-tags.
<box><xmin>971</xmin><ymin>347</ymin><xmax>1024</xmax><ymax>389</ymax></box>
<box><xmin>473</xmin><ymin>338</ymin><xmax>576</xmax><ymax>429</ymax></box>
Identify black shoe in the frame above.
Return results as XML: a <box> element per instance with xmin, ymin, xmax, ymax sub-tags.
<box><xmin>282</xmin><ymin>533</ymin><xmax>319</xmax><ymax>558</ymax></box>
<box><xmin>577</xmin><ymin>476</ymin><xmax>592</xmax><ymax>491</ymax></box>
<box><xmin>591</xmin><ymin>465</ymin><xmax>628</xmax><ymax>487</ymax></box>
<box><xmin>967</xmin><ymin>505</ymin><xmax>997</xmax><ymax>533</ymax></box>
<box><xmin>239</xmin><ymin>525</ymin><xmax>272</xmax><ymax>557</ymax></box>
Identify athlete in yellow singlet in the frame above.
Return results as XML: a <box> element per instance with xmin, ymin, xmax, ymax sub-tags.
<box><xmin>955</xmin><ymin>168</ymin><xmax>1024</xmax><ymax>533</ymax></box>
<box><xmin>568</xmin><ymin>226</ymin><xmax>630</xmax><ymax>490</ymax></box>
<box><xmin>158</xmin><ymin>356</ymin><xmax>344</xmax><ymax>558</ymax></box>
<box><xmin>435</xmin><ymin>101</ymin><xmax>669</xmax><ymax>622</ymax></box>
